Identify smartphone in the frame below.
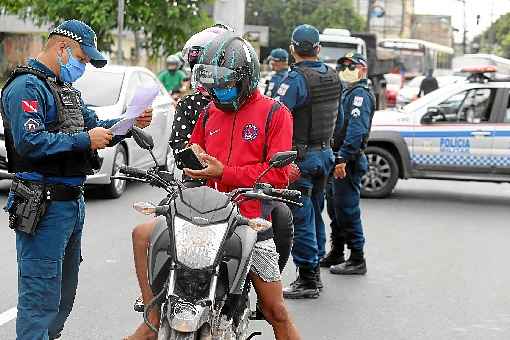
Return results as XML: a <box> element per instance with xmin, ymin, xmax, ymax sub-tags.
<box><xmin>176</xmin><ymin>147</ymin><xmax>206</xmax><ymax>170</ymax></box>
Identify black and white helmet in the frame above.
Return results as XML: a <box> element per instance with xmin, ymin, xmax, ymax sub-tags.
<box><xmin>191</xmin><ymin>34</ymin><xmax>260</xmax><ymax>112</ymax></box>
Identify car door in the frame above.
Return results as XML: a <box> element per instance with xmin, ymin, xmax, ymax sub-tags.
<box><xmin>138</xmin><ymin>71</ymin><xmax>172</xmax><ymax>166</ymax></box>
<box><xmin>412</xmin><ymin>87</ymin><xmax>497</xmax><ymax>173</ymax></box>
<box><xmin>492</xmin><ymin>88</ymin><xmax>510</xmax><ymax>175</ymax></box>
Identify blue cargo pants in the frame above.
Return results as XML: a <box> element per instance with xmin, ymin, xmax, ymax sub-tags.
<box><xmin>332</xmin><ymin>155</ymin><xmax>368</xmax><ymax>252</ymax></box>
<box><xmin>8</xmin><ymin>194</ymin><xmax>85</xmax><ymax>340</ymax></box>
<box><xmin>290</xmin><ymin>148</ymin><xmax>334</xmax><ymax>269</ymax></box>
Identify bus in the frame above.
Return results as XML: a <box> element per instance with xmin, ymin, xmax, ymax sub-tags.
<box><xmin>378</xmin><ymin>38</ymin><xmax>454</xmax><ymax>79</ymax></box>
<box><xmin>452</xmin><ymin>54</ymin><xmax>510</xmax><ymax>79</ymax></box>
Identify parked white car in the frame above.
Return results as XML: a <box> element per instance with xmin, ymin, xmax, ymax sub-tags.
<box><xmin>0</xmin><ymin>64</ymin><xmax>176</xmax><ymax>198</ymax></box>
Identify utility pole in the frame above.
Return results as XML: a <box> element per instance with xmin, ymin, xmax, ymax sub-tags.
<box><xmin>117</xmin><ymin>0</ymin><xmax>125</xmax><ymax>64</ymax></box>
<box><xmin>366</xmin><ymin>0</ymin><xmax>374</xmax><ymax>32</ymax></box>
<box><xmin>455</xmin><ymin>0</ymin><xmax>467</xmax><ymax>54</ymax></box>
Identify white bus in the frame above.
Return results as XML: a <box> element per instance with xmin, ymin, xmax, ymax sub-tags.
<box><xmin>378</xmin><ymin>38</ymin><xmax>454</xmax><ymax>79</ymax></box>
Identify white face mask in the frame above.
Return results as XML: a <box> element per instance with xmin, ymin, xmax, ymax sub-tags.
<box><xmin>339</xmin><ymin>69</ymin><xmax>361</xmax><ymax>84</ymax></box>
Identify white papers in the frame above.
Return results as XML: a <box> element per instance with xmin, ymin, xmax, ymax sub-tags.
<box><xmin>110</xmin><ymin>85</ymin><xmax>159</xmax><ymax>136</ymax></box>
<box><xmin>110</xmin><ymin>118</ymin><xmax>136</xmax><ymax>136</ymax></box>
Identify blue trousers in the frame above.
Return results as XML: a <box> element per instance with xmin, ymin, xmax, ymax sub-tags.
<box><xmin>11</xmin><ymin>195</ymin><xmax>85</xmax><ymax>340</ymax></box>
<box><xmin>290</xmin><ymin>148</ymin><xmax>334</xmax><ymax>269</ymax></box>
<box><xmin>332</xmin><ymin>155</ymin><xmax>368</xmax><ymax>252</ymax></box>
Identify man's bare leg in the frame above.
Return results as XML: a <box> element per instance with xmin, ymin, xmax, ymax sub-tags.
<box><xmin>124</xmin><ymin>219</ymin><xmax>159</xmax><ymax>340</ymax></box>
<box><xmin>250</xmin><ymin>273</ymin><xmax>301</xmax><ymax>340</ymax></box>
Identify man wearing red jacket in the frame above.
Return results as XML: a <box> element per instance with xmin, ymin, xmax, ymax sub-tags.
<box><xmin>185</xmin><ymin>34</ymin><xmax>300</xmax><ymax>340</ymax></box>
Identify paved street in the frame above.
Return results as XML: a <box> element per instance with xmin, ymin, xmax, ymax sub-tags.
<box><xmin>0</xmin><ymin>178</ymin><xmax>509</xmax><ymax>340</ymax></box>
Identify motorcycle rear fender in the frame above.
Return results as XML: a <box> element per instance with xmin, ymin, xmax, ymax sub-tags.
<box><xmin>148</xmin><ymin>217</ymin><xmax>170</xmax><ymax>294</ymax></box>
<box><xmin>227</xmin><ymin>225</ymin><xmax>257</xmax><ymax>294</ymax></box>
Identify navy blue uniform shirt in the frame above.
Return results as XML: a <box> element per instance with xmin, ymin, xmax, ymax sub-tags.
<box><xmin>336</xmin><ymin>79</ymin><xmax>374</xmax><ymax>160</ymax></box>
<box><xmin>266</xmin><ymin>69</ymin><xmax>289</xmax><ymax>98</ymax></box>
<box><xmin>1</xmin><ymin>59</ymin><xmax>121</xmax><ymax>186</ymax></box>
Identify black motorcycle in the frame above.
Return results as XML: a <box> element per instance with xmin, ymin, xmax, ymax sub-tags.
<box><xmin>115</xmin><ymin>127</ymin><xmax>301</xmax><ymax>339</ymax></box>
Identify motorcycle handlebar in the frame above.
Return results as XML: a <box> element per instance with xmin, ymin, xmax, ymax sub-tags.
<box><xmin>263</xmin><ymin>188</ymin><xmax>301</xmax><ymax>200</ymax></box>
<box><xmin>119</xmin><ymin>166</ymin><xmax>147</xmax><ymax>179</ymax></box>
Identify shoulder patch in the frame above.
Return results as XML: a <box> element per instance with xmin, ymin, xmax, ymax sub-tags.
<box><xmin>353</xmin><ymin>96</ymin><xmax>363</xmax><ymax>107</ymax></box>
<box><xmin>277</xmin><ymin>83</ymin><xmax>289</xmax><ymax>96</ymax></box>
<box><xmin>24</xmin><ymin>118</ymin><xmax>40</xmax><ymax>132</ymax></box>
<box><xmin>351</xmin><ymin>108</ymin><xmax>361</xmax><ymax>119</ymax></box>
<box><xmin>22</xmin><ymin>100</ymin><xmax>38</xmax><ymax>113</ymax></box>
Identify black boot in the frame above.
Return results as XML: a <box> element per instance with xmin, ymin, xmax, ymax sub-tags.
<box><xmin>320</xmin><ymin>248</ymin><xmax>345</xmax><ymax>268</ymax></box>
<box><xmin>283</xmin><ymin>267</ymin><xmax>320</xmax><ymax>299</ymax></box>
<box><xmin>314</xmin><ymin>266</ymin><xmax>323</xmax><ymax>291</ymax></box>
<box><xmin>330</xmin><ymin>250</ymin><xmax>367</xmax><ymax>275</ymax></box>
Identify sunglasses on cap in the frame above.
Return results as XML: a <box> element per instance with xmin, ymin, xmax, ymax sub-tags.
<box><xmin>338</xmin><ymin>63</ymin><xmax>358</xmax><ymax>71</ymax></box>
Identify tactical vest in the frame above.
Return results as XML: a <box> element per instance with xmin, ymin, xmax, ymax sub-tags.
<box><xmin>335</xmin><ymin>83</ymin><xmax>376</xmax><ymax>153</ymax></box>
<box><xmin>292</xmin><ymin>64</ymin><xmax>341</xmax><ymax>146</ymax></box>
<box><xmin>0</xmin><ymin>65</ymin><xmax>97</xmax><ymax>177</ymax></box>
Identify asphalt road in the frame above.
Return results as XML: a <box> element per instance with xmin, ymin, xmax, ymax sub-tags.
<box><xmin>0</xmin><ymin>178</ymin><xmax>509</xmax><ymax>340</ymax></box>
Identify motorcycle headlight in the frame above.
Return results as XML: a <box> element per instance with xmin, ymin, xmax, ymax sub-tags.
<box><xmin>173</xmin><ymin>216</ymin><xmax>228</xmax><ymax>269</ymax></box>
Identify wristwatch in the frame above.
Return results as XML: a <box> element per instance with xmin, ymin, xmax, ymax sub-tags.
<box><xmin>335</xmin><ymin>156</ymin><xmax>346</xmax><ymax>165</ymax></box>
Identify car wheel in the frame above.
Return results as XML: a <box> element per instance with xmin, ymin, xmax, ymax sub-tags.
<box><xmin>361</xmin><ymin>146</ymin><xmax>399</xmax><ymax>198</ymax></box>
<box><xmin>102</xmin><ymin>144</ymin><xmax>128</xmax><ymax>198</ymax></box>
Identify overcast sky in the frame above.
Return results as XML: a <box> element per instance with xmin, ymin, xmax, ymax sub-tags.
<box><xmin>414</xmin><ymin>0</ymin><xmax>510</xmax><ymax>42</ymax></box>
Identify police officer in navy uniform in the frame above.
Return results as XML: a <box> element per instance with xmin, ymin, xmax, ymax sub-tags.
<box><xmin>0</xmin><ymin>20</ymin><xmax>152</xmax><ymax>340</ymax></box>
<box><xmin>329</xmin><ymin>52</ymin><xmax>375</xmax><ymax>276</ymax></box>
<box><xmin>264</xmin><ymin>48</ymin><xmax>289</xmax><ymax>98</ymax></box>
<box><xmin>276</xmin><ymin>24</ymin><xmax>341</xmax><ymax>299</ymax></box>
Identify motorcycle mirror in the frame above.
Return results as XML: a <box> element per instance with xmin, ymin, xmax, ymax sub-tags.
<box><xmin>269</xmin><ymin>151</ymin><xmax>297</xmax><ymax>168</ymax></box>
<box><xmin>131</xmin><ymin>126</ymin><xmax>154</xmax><ymax>151</ymax></box>
<box><xmin>247</xmin><ymin>218</ymin><xmax>272</xmax><ymax>232</ymax></box>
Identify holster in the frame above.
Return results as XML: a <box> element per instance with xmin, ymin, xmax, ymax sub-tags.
<box><xmin>7</xmin><ymin>179</ymin><xmax>48</xmax><ymax>235</ymax></box>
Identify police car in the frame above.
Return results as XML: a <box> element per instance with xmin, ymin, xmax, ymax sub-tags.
<box><xmin>363</xmin><ymin>66</ymin><xmax>510</xmax><ymax>198</ymax></box>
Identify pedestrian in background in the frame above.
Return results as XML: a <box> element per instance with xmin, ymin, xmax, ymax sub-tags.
<box><xmin>275</xmin><ymin>24</ymin><xmax>340</xmax><ymax>299</ymax></box>
<box><xmin>328</xmin><ymin>52</ymin><xmax>375</xmax><ymax>276</ymax></box>
<box><xmin>418</xmin><ymin>68</ymin><xmax>439</xmax><ymax>97</ymax></box>
<box><xmin>158</xmin><ymin>54</ymin><xmax>187</xmax><ymax>94</ymax></box>
<box><xmin>264</xmin><ymin>48</ymin><xmax>289</xmax><ymax>98</ymax></box>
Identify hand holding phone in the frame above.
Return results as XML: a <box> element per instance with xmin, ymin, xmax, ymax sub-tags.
<box><xmin>176</xmin><ymin>147</ymin><xmax>206</xmax><ymax>170</ymax></box>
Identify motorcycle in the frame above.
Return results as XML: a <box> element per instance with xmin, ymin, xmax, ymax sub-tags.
<box><xmin>115</xmin><ymin>127</ymin><xmax>302</xmax><ymax>339</ymax></box>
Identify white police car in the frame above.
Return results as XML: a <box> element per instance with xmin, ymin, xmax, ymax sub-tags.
<box><xmin>363</xmin><ymin>66</ymin><xmax>510</xmax><ymax>198</ymax></box>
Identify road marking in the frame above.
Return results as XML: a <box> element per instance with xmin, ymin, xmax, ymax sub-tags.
<box><xmin>0</xmin><ymin>307</ymin><xmax>17</xmax><ymax>326</ymax></box>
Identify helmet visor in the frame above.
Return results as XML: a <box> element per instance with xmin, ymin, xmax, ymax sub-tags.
<box><xmin>191</xmin><ymin>64</ymin><xmax>240</xmax><ymax>91</ymax></box>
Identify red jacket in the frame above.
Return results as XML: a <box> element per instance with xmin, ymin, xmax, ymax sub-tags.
<box><xmin>189</xmin><ymin>90</ymin><xmax>293</xmax><ymax>218</ymax></box>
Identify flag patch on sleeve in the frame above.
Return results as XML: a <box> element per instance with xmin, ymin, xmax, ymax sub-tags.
<box><xmin>22</xmin><ymin>100</ymin><xmax>38</xmax><ymax>113</ymax></box>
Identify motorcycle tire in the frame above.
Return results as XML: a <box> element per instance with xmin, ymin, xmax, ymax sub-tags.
<box><xmin>168</xmin><ymin>328</ymin><xmax>197</xmax><ymax>340</ymax></box>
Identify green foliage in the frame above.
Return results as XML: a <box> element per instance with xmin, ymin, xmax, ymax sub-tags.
<box><xmin>246</xmin><ymin>0</ymin><xmax>365</xmax><ymax>50</ymax></box>
<box><xmin>475</xmin><ymin>12</ymin><xmax>510</xmax><ymax>58</ymax></box>
<box><xmin>0</xmin><ymin>0</ymin><xmax>212</xmax><ymax>56</ymax></box>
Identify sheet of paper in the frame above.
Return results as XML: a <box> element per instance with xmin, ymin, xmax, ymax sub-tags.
<box><xmin>109</xmin><ymin>118</ymin><xmax>136</xmax><ymax>136</ymax></box>
<box><xmin>124</xmin><ymin>85</ymin><xmax>160</xmax><ymax>120</ymax></box>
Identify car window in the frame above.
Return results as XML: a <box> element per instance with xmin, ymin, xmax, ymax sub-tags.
<box><xmin>434</xmin><ymin>90</ymin><xmax>468</xmax><ymax>123</ymax></box>
<box><xmin>458</xmin><ymin>88</ymin><xmax>494</xmax><ymax>123</ymax></box>
<box><xmin>432</xmin><ymin>88</ymin><xmax>495</xmax><ymax>124</ymax></box>
<box><xmin>74</xmin><ymin>71</ymin><xmax>125</xmax><ymax>106</ymax></box>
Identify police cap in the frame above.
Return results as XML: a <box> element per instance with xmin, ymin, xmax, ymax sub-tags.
<box><xmin>338</xmin><ymin>52</ymin><xmax>367</xmax><ymax>67</ymax></box>
<box><xmin>269</xmin><ymin>48</ymin><xmax>289</xmax><ymax>62</ymax></box>
<box><xmin>291</xmin><ymin>24</ymin><xmax>320</xmax><ymax>55</ymax></box>
<box><xmin>50</xmin><ymin>20</ymin><xmax>107</xmax><ymax>68</ymax></box>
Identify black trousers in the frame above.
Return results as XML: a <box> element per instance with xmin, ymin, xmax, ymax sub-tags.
<box><xmin>271</xmin><ymin>202</ymin><xmax>294</xmax><ymax>272</ymax></box>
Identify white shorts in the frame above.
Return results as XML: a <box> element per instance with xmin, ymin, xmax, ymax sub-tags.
<box><xmin>249</xmin><ymin>239</ymin><xmax>281</xmax><ymax>283</ymax></box>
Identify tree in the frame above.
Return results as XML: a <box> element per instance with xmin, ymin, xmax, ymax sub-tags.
<box><xmin>474</xmin><ymin>12</ymin><xmax>510</xmax><ymax>58</ymax></box>
<box><xmin>246</xmin><ymin>0</ymin><xmax>365</xmax><ymax>53</ymax></box>
<box><xmin>0</xmin><ymin>0</ymin><xmax>212</xmax><ymax>57</ymax></box>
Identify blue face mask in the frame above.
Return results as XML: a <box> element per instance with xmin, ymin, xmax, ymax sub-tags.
<box><xmin>58</xmin><ymin>47</ymin><xmax>86</xmax><ymax>83</ymax></box>
<box><xmin>213</xmin><ymin>87</ymin><xmax>239</xmax><ymax>103</ymax></box>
